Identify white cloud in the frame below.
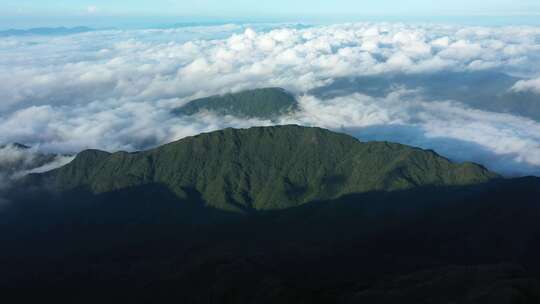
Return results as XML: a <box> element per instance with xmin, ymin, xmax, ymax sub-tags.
<box><xmin>15</xmin><ymin>155</ymin><xmax>74</xmax><ymax>177</ymax></box>
<box><xmin>511</xmin><ymin>77</ymin><xmax>540</xmax><ymax>94</ymax></box>
<box><xmin>0</xmin><ymin>144</ymin><xmax>74</xmax><ymax>202</ymax></box>
<box><xmin>0</xmin><ymin>144</ymin><xmax>73</xmax><ymax>176</ymax></box>
<box><xmin>2</xmin><ymin>23</ymin><xmax>539</xmax><ymax>113</ymax></box>
<box><xmin>285</xmin><ymin>91</ymin><xmax>540</xmax><ymax>176</ymax></box>
<box><xmin>86</xmin><ymin>6</ymin><xmax>98</xmax><ymax>14</ymax></box>
<box><xmin>0</xmin><ymin>23</ymin><xmax>539</xmax><ymax>176</ymax></box>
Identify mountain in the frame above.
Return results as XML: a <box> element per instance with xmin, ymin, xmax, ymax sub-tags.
<box><xmin>3</xmin><ymin>126</ymin><xmax>540</xmax><ymax>303</ymax></box>
<box><xmin>8</xmin><ymin>143</ymin><xmax>30</xmax><ymax>149</ymax></box>
<box><xmin>173</xmin><ymin>88</ymin><xmax>299</xmax><ymax>120</ymax></box>
<box><xmin>311</xmin><ymin>71</ymin><xmax>540</xmax><ymax>122</ymax></box>
<box><xmin>0</xmin><ymin>26</ymin><xmax>94</xmax><ymax>37</ymax></box>
<box><xmin>26</xmin><ymin>125</ymin><xmax>496</xmax><ymax>212</ymax></box>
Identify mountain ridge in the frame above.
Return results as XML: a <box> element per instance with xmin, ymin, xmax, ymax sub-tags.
<box><xmin>27</xmin><ymin>125</ymin><xmax>497</xmax><ymax>212</ymax></box>
<box><xmin>0</xmin><ymin>26</ymin><xmax>94</xmax><ymax>37</ymax></box>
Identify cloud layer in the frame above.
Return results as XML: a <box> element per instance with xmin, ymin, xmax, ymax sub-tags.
<box><xmin>0</xmin><ymin>23</ymin><xmax>539</xmax><ymax>176</ymax></box>
<box><xmin>288</xmin><ymin>91</ymin><xmax>540</xmax><ymax>176</ymax></box>
<box><xmin>512</xmin><ymin>77</ymin><xmax>540</xmax><ymax>94</ymax></box>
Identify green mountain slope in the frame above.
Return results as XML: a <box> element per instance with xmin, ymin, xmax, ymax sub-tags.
<box><xmin>173</xmin><ymin>88</ymin><xmax>299</xmax><ymax>119</ymax></box>
<box><xmin>32</xmin><ymin>125</ymin><xmax>497</xmax><ymax>212</ymax></box>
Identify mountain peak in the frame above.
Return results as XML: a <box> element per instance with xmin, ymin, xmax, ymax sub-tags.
<box><xmin>173</xmin><ymin>88</ymin><xmax>299</xmax><ymax>120</ymax></box>
<box><xmin>0</xmin><ymin>143</ymin><xmax>31</xmax><ymax>150</ymax></box>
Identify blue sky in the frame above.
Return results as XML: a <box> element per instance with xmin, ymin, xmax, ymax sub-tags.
<box><xmin>1</xmin><ymin>0</ymin><xmax>540</xmax><ymax>29</ymax></box>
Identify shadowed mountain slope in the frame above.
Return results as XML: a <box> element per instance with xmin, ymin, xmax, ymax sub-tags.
<box><xmin>2</xmin><ymin>176</ymin><xmax>540</xmax><ymax>303</ymax></box>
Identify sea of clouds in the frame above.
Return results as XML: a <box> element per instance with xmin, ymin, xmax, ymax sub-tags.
<box><xmin>0</xmin><ymin>22</ymin><xmax>540</xmax><ymax>178</ymax></box>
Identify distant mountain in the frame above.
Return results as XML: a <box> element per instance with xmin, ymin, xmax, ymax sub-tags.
<box><xmin>0</xmin><ymin>26</ymin><xmax>94</xmax><ymax>37</ymax></box>
<box><xmin>173</xmin><ymin>88</ymin><xmax>299</xmax><ymax>120</ymax></box>
<box><xmin>170</xmin><ymin>22</ymin><xmax>236</xmax><ymax>28</ymax></box>
<box><xmin>0</xmin><ymin>143</ymin><xmax>58</xmax><ymax>176</ymax></box>
<box><xmin>311</xmin><ymin>71</ymin><xmax>540</xmax><ymax>122</ymax></box>
<box><xmin>26</xmin><ymin>125</ymin><xmax>496</xmax><ymax>212</ymax></box>
<box><xmin>7</xmin><ymin>143</ymin><xmax>30</xmax><ymax>150</ymax></box>
<box><xmin>0</xmin><ymin>142</ymin><xmax>30</xmax><ymax>150</ymax></box>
